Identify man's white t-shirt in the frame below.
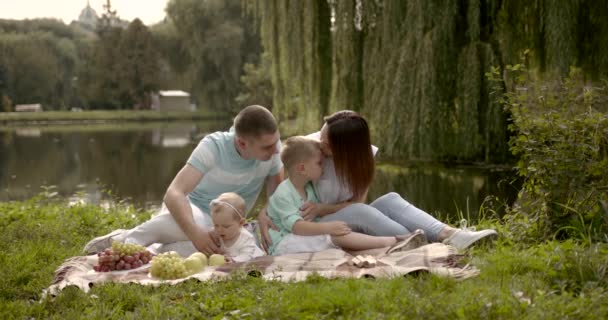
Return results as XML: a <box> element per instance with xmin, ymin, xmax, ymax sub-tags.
<box><xmin>187</xmin><ymin>128</ymin><xmax>283</xmax><ymax>215</ymax></box>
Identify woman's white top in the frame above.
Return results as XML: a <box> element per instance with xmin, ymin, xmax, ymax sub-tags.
<box><xmin>306</xmin><ymin>131</ymin><xmax>378</xmax><ymax>204</ymax></box>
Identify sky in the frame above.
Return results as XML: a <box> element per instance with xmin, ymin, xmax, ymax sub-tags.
<box><xmin>0</xmin><ymin>0</ymin><xmax>170</xmax><ymax>25</ymax></box>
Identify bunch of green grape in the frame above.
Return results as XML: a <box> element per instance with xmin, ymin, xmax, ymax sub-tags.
<box><xmin>111</xmin><ymin>241</ymin><xmax>148</xmax><ymax>257</ymax></box>
<box><xmin>93</xmin><ymin>241</ymin><xmax>153</xmax><ymax>272</ymax></box>
<box><xmin>149</xmin><ymin>252</ymin><xmax>189</xmax><ymax>280</ymax></box>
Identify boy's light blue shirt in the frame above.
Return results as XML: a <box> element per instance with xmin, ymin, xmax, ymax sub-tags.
<box><xmin>267</xmin><ymin>178</ymin><xmax>320</xmax><ymax>255</ymax></box>
<box><xmin>186</xmin><ymin>129</ymin><xmax>282</xmax><ymax>215</ymax></box>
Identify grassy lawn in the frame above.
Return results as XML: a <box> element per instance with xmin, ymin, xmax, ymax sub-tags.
<box><xmin>0</xmin><ymin>110</ymin><xmax>230</xmax><ymax>124</ymax></box>
<box><xmin>1</xmin><ymin>196</ymin><xmax>607</xmax><ymax>319</ymax></box>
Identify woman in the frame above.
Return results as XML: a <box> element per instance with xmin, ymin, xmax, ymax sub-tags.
<box><xmin>258</xmin><ymin>110</ymin><xmax>497</xmax><ymax>251</ymax></box>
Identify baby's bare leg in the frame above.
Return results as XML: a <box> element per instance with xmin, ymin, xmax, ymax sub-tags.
<box><xmin>331</xmin><ymin>232</ymin><xmax>396</xmax><ymax>251</ymax></box>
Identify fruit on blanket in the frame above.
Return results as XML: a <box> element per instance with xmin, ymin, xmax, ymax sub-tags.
<box><xmin>189</xmin><ymin>252</ymin><xmax>208</xmax><ymax>266</ymax></box>
<box><xmin>93</xmin><ymin>241</ymin><xmax>153</xmax><ymax>272</ymax></box>
<box><xmin>209</xmin><ymin>254</ymin><xmax>226</xmax><ymax>266</ymax></box>
<box><xmin>150</xmin><ymin>252</ymin><xmax>189</xmax><ymax>279</ymax></box>
<box><xmin>184</xmin><ymin>256</ymin><xmax>205</xmax><ymax>274</ymax></box>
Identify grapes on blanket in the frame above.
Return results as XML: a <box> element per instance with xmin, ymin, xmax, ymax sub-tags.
<box><xmin>93</xmin><ymin>241</ymin><xmax>153</xmax><ymax>272</ymax></box>
<box><xmin>149</xmin><ymin>252</ymin><xmax>190</xmax><ymax>280</ymax></box>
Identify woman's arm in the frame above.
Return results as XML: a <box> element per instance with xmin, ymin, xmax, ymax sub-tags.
<box><xmin>301</xmin><ymin>201</ymin><xmax>353</xmax><ymax>220</ymax></box>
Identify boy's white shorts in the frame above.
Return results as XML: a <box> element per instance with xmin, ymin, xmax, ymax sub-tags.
<box><xmin>273</xmin><ymin>234</ymin><xmax>338</xmax><ymax>255</ymax></box>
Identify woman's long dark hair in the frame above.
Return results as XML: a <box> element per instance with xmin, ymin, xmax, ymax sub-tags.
<box><xmin>324</xmin><ymin>110</ymin><xmax>375</xmax><ymax>200</ymax></box>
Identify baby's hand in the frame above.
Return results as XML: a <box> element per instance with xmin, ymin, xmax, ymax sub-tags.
<box><xmin>325</xmin><ymin>221</ymin><xmax>351</xmax><ymax>236</ymax></box>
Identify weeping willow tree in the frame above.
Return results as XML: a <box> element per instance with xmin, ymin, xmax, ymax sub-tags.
<box><xmin>246</xmin><ymin>0</ymin><xmax>332</xmax><ymax>135</ymax></box>
<box><xmin>250</xmin><ymin>0</ymin><xmax>608</xmax><ymax>162</ymax></box>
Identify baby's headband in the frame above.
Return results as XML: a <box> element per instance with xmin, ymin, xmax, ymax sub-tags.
<box><xmin>210</xmin><ymin>199</ymin><xmax>245</xmax><ymax>218</ymax></box>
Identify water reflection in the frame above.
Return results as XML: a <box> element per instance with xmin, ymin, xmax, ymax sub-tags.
<box><xmin>0</xmin><ymin>121</ymin><xmax>227</xmax><ymax>208</ymax></box>
<box><xmin>1</xmin><ymin>123</ymin><xmax>519</xmax><ymax>217</ymax></box>
<box><xmin>369</xmin><ymin>163</ymin><xmax>519</xmax><ymax>218</ymax></box>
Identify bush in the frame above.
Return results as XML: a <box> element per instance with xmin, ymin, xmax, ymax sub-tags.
<box><xmin>487</xmin><ymin>60</ymin><xmax>608</xmax><ymax>243</ymax></box>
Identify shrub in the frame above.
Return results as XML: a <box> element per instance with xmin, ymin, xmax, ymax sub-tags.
<box><xmin>487</xmin><ymin>59</ymin><xmax>608</xmax><ymax>243</ymax></box>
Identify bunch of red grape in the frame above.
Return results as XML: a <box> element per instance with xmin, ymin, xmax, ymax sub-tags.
<box><xmin>93</xmin><ymin>241</ymin><xmax>154</xmax><ymax>272</ymax></box>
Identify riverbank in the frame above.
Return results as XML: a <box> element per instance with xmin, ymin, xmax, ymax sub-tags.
<box><xmin>0</xmin><ymin>110</ymin><xmax>230</xmax><ymax>125</ymax></box>
<box><xmin>1</xmin><ymin>196</ymin><xmax>607</xmax><ymax>319</ymax></box>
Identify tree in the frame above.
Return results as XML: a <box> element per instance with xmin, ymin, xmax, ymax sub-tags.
<box><xmin>119</xmin><ymin>19</ymin><xmax>160</xmax><ymax>109</ymax></box>
<box><xmin>235</xmin><ymin>52</ymin><xmax>273</xmax><ymax>110</ymax></box>
<box><xmin>165</xmin><ymin>0</ymin><xmax>261</xmax><ymax>111</ymax></box>
<box><xmin>0</xmin><ymin>19</ymin><xmax>91</xmax><ymax>110</ymax></box>
<box><xmin>83</xmin><ymin>26</ymin><xmax>124</xmax><ymax>109</ymax></box>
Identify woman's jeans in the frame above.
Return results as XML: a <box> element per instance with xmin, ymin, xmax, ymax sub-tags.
<box><xmin>318</xmin><ymin>192</ymin><xmax>446</xmax><ymax>242</ymax></box>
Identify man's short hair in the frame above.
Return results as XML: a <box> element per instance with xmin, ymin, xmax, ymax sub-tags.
<box><xmin>280</xmin><ymin>136</ymin><xmax>320</xmax><ymax>172</ymax></box>
<box><xmin>234</xmin><ymin>105</ymin><xmax>277</xmax><ymax>138</ymax></box>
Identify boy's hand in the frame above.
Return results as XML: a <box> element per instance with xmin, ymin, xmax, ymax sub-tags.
<box><xmin>192</xmin><ymin>229</ymin><xmax>223</xmax><ymax>256</ymax></box>
<box><xmin>324</xmin><ymin>221</ymin><xmax>351</xmax><ymax>236</ymax></box>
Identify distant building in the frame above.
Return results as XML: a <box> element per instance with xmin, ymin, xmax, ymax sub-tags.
<box><xmin>77</xmin><ymin>1</ymin><xmax>98</xmax><ymax>29</ymax></box>
<box><xmin>15</xmin><ymin>104</ymin><xmax>43</xmax><ymax>112</ymax></box>
<box><xmin>156</xmin><ymin>90</ymin><xmax>192</xmax><ymax>111</ymax></box>
<box><xmin>74</xmin><ymin>1</ymin><xmax>129</xmax><ymax>31</ymax></box>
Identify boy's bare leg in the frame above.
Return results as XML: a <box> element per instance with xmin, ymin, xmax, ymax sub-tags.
<box><xmin>331</xmin><ymin>232</ymin><xmax>396</xmax><ymax>251</ymax></box>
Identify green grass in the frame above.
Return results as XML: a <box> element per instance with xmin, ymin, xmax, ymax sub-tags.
<box><xmin>0</xmin><ymin>110</ymin><xmax>230</xmax><ymax>124</ymax></box>
<box><xmin>1</xmin><ymin>196</ymin><xmax>608</xmax><ymax>319</ymax></box>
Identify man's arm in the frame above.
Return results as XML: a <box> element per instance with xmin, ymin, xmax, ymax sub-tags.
<box><xmin>163</xmin><ymin>164</ymin><xmax>221</xmax><ymax>255</ymax></box>
<box><xmin>257</xmin><ymin>169</ymin><xmax>285</xmax><ymax>251</ymax></box>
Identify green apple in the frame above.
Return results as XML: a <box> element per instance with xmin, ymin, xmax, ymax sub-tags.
<box><xmin>184</xmin><ymin>256</ymin><xmax>204</xmax><ymax>274</ymax></box>
<box><xmin>189</xmin><ymin>252</ymin><xmax>208</xmax><ymax>266</ymax></box>
<box><xmin>209</xmin><ymin>254</ymin><xmax>226</xmax><ymax>266</ymax></box>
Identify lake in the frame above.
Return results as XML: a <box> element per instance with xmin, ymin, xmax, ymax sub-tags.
<box><xmin>0</xmin><ymin>121</ymin><xmax>519</xmax><ymax>218</ymax></box>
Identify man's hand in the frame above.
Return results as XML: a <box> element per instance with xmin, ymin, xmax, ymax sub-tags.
<box><xmin>191</xmin><ymin>229</ymin><xmax>223</xmax><ymax>256</ymax></box>
<box><xmin>257</xmin><ymin>207</ymin><xmax>278</xmax><ymax>252</ymax></box>
<box><xmin>324</xmin><ymin>221</ymin><xmax>351</xmax><ymax>236</ymax></box>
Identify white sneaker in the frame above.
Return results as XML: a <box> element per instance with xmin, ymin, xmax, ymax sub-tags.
<box><xmin>83</xmin><ymin>229</ymin><xmax>127</xmax><ymax>254</ymax></box>
<box><xmin>443</xmin><ymin>220</ymin><xmax>497</xmax><ymax>250</ymax></box>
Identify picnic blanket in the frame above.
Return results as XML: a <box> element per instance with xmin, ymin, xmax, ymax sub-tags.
<box><xmin>45</xmin><ymin>235</ymin><xmax>478</xmax><ymax>296</ymax></box>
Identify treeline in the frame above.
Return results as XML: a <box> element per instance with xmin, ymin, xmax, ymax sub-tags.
<box><xmin>0</xmin><ymin>19</ymin><xmax>88</xmax><ymax>111</ymax></box>
<box><xmin>0</xmin><ymin>0</ymin><xmax>267</xmax><ymax>112</ymax></box>
<box><xmin>247</xmin><ymin>0</ymin><xmax>608</xmax><ymax>163</ymax></box>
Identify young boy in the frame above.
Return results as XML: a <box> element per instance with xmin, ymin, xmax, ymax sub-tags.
<box><xmin>267</xmin><ymin>136</ymin><xmax>421</xmax><ymax>256</ymax></box>
<box><xmin>157</xmin><ymin>192</ymin><xmax>265</xmax><ymax>263</ymax></box>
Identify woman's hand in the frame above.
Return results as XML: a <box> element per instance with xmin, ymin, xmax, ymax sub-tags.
<box><xmin>300</xmin><ymin>202</ymin><xmax>327</xmax><ymax>221</ymax></box>
<box><xmin>257</xmin><ymin>207</ymin><xmax>278</xmax><ymax>252</ymax></box>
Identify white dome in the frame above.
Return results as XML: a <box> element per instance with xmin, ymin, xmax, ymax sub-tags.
<box><xmin>78</xmin><ymin>1</ymin><xmax>98</xmax><ymax>26</ymax></box>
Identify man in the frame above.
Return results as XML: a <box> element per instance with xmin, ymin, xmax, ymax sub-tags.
<box><xmin>84</xmin><ymin>105</ymin><xmax>283</xmax><ymax>256</ymax></box>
